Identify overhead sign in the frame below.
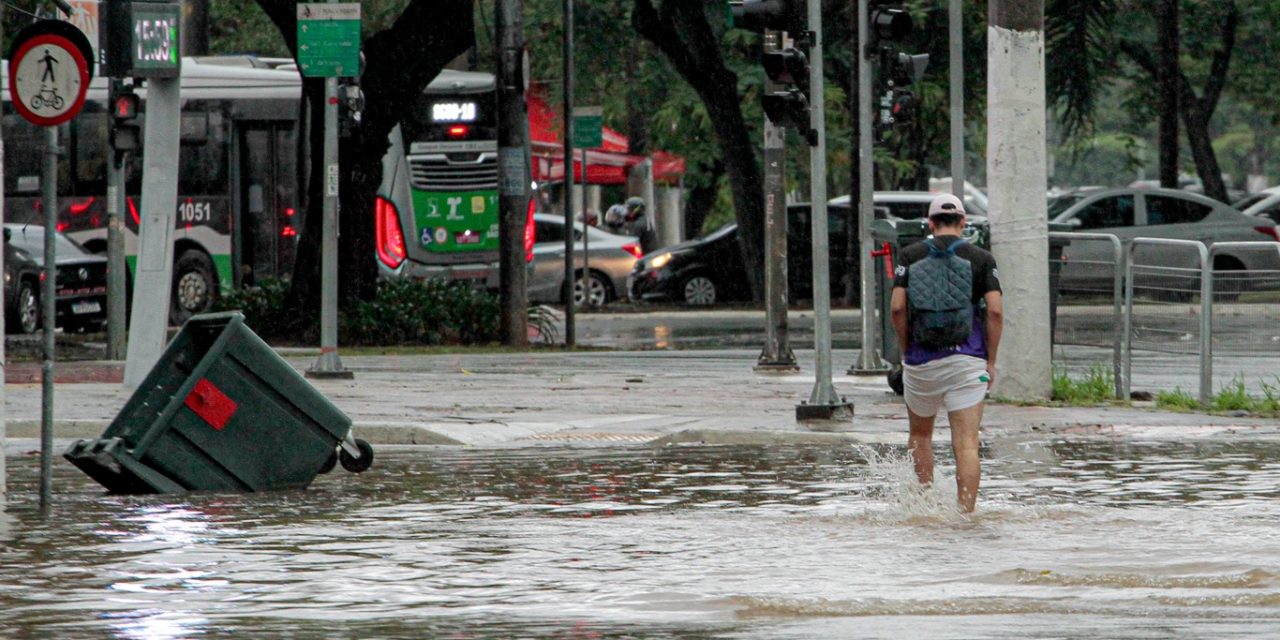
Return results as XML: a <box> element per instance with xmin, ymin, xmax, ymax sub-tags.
<box><xmin>8</xmin><ymin>21</ymin><xmax>93</xmax><ymax>127</ymax></box>
<box><xmin>101</xmin><ymin>1</ymin><xmax>181</xmax><ymax>78</ymax></box>
<box><xmin>572</xmin><ymin>106</ymin><xmax>603</xmax><ymax>149</ymax></box>
<box><xmin>297</xmin><ymin>3</ymin><xmax>361</xmax><ymax>78</ymax></box>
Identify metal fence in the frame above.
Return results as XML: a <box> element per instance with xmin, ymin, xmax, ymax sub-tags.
<box><xmin>1050</xmin><ymin>233</ymin><xmax>1280</xmax><ymax>402</ymax></box>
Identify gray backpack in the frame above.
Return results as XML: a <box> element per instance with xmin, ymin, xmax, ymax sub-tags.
<box><xmin>907</xmin><ymin>238</ymin><xmax>973</xmax><ymax>349</ymax></box>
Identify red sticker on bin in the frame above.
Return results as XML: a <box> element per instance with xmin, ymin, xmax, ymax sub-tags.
<box><xmin>184</xmin><ymin>378</ymin><xmax>238</xmax><ymax>431</ymax></box>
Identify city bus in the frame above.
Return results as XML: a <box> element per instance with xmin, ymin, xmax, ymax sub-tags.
<box><xmin>374</xmin><ymin>68</ymin><xmax>529</xmax><ymax>285</ymax></box>
<box><xmin>3</xmin><ymin>58</ymin><xmax>532</xmax><ymax>325</ymax></box>
<box><xmin>3</xmin><ymin>58</ymin><xmax>303</xmax><ymax>325</ymax></box>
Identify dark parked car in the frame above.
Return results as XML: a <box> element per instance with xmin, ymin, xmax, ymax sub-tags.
<box><xmin>629</xmin><ymin>197</ymin><xmax>987</xmax><ymax>306</ymax></box>
<box><xmin>4</xmin><ymin>224</ymin><xmax>108</xmax><ymax>334</ymax></box>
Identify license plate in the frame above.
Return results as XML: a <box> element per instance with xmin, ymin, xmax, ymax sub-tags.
<box><xmin>72</xmin><ymin>300</ymin><xmax>101</xmax><ymax>315</ymax></box>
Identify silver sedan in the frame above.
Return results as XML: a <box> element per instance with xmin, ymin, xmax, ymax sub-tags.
<box><xmin>528</xmin><ymin>214</ymin><xmax>642</xmax><ymax>307</ymax></box>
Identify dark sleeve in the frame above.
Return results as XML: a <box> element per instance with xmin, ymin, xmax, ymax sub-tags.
<box><xmin>974</xmin><ymin>252</ymin><xmax>1001</xmax><ymax>296</ymax></box>
<box><xmin>892</xmin><ymin>257</ymin><xmax>910</xmax><ymax>289</ymax></box>
<box><xmin>892</xmin><ymin>244</ymin><xmax>922</xmax><ymax>289</ymax></box>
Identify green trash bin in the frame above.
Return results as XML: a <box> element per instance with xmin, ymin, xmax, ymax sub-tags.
<box><xmin>65</xmin><ymin>312</ymin><xmax>372</xmax><ymax>494</ymax></box>
<box><xmin>870</xmin><ymin>217</ymin><xmax>991</xmax><ymax>395</ymax></box>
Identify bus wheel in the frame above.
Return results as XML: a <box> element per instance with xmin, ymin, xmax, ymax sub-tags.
<box><xmin>171</xmin><ymin>250</ymin><xmax>216</xmax><ymax>326</ymax></box>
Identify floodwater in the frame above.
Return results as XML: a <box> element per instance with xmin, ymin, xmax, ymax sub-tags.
<box><xmin>3</xmin><ymin>439</ymin><xmax>1280</xmax><ymax>639</ymax></box>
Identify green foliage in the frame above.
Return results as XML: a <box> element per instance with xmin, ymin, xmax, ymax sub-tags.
<box><xmin>1212</xmin><ymin>375</ymin><xmax>1254</xmax><ymax>412</ymax></box>
<box><xmin>1052</xmin><ymin>364</ymin><xmax>1116</xmax><ymax>405</ymax></box>
<box><xmin>1156</xmin><ymin>388</ymin><xmax>1201</xmax><ymax>412</ymax></box>
<box><xmin>1154</xmin><ymin>376</ymin><xmax>1280</xmax><ymax>415</ymax></box>
<box><xmin>341</xmin><ymin>279</ymin><xmax>500</xmax><ymax>346</ymax></box>
<box><xmin>211</xmin><ymin>278</ymin><xmax>295</xmax><ymax>335</ymax></box>
<box><xmin>213</xmin><ymin>278</ymin><xmax>503</xmax><ymax>347</ymax></box>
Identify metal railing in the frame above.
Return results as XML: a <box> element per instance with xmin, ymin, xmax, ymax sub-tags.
<box><xmin>1050</xmin><ymin>231</ymin><xmax>1123</xmax><ymax>398</ymax></box>
<box><xmin>1123</xmin><ymin>238</ymin><xmax>1211</xmax><ymax>404</ymax></box>
<box><xmin>1053</xmin><ymin>235</ymin><xmax>1280</xmax><ymax>404</ymax></box>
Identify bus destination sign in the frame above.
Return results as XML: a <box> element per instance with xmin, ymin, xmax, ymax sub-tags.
<box><xmin>102</xmin><ymin>1</ymin><xmax>181</xmax><ymax>78</ymax></box>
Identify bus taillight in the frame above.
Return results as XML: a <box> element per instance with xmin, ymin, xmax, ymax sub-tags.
<box><xmin>447</xmin><ymin>124</ymin><xmax>469</xmax><ymax>139</ymax></box>
<box><xmin>375</xmin><ymin>196</ymin><xmax>406</xmax><ymax>269</ymax></box>
<box><xmin>524</xmin><ymin>197</ymin><xmax>537</xmax><ymax>263</ymax></box>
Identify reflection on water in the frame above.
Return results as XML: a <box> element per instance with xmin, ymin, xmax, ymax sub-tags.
<box><xmin>2</xmin><ymin>439</ymin><xmax>1280</xmax><ymax>638</ymax></box>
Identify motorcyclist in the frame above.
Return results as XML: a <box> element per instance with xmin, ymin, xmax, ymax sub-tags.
<box><xmin>623</xmin><ymin>197</ymin><xmax>659</xmax><ymax>255</ymax></box>
<box><xmin>603</xmin><ymin>204</ymin><xmax>628</xmax><ymax>235</ymax></box>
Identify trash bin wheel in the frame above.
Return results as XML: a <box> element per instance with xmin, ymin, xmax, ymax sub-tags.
<box><xmin>888</xmin><ymin>367</ymin><xmax>904</xmax><ymax>396</ymax></box>
<box><xmin>318</xmin><ymin>450</ymin><xmax>338</xmax><ymax>474</ymax></box>
<box><xmin>339</xmin><ymin>438</ymin><xmax>374</xmax><ymax>473</ymax></box>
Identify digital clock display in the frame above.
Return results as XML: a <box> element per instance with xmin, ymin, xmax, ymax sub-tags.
<box><xmin>432</xmin><ymin>101</ymin><xmax>478</xmax><ymax>123</ymax></box>
<box><xmin>102</xmin><ymin>1</ymin><xmax>182</xmax><ymax>78</ymax></box>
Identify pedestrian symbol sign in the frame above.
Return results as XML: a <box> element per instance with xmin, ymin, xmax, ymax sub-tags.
<box><xmin>8</xmin><ymin>24</ymin><xmax>92</xmax><ymax>127</ymax></box>
<box><xmin>297</xmin><ymin>3</ymin><xmax>361</xmax><ymax>78</ymax></box>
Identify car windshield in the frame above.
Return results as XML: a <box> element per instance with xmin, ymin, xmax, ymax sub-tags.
<box><xmin>6</xmin><ymin>227</ymin><xmax>89</xmax><ymax>257</ymax></box>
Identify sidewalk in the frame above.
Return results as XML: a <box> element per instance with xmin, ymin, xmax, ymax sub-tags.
<box><xmin>6</xmin><ymin>348</ymin><xmax>1279</xmax><ymax>449</ymax></box>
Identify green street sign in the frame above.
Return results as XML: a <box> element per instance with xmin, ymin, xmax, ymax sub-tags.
<box><xmin>572</xmin><ymin>106</ymin><xmax>603</xmax><ymax>149</ymax></box>
<box><xmin>297</xmin><ymin>3</ymin><xmax>361</xmax><ymax>78</ymax></box>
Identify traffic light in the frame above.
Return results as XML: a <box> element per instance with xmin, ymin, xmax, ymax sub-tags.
<box><xmin>109</xmin><ymin>88</ymin><xmax>141</xmax><ymax>154</ymax></box>
<box><xmin>869</xmin><ymin>3</ymin><xmax>913</xmax><ymax>46</ymax></box>
<box><xmin>728</xmin><ymin>0</ymin><xmax>805</xmax><ymax>35</ymax></box>
<box><xmin>762</xmin><ymin>46</ymin><xmax>816</xmax><ymax>145</ymax></box>
<box><xmin>867</xmin><ymin>2</ymin><xmax>928</xmax><ymax>135</ymax></box>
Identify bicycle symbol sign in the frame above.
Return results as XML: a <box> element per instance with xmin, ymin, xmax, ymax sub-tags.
<box><xmin>9</xmin><ymin>32</ymin><xmax>90</xmax><ymax>127</ymax></box>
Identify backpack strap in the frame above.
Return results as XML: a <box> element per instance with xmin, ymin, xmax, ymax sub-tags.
<box><xmin>927</xmin><ymin>236</ymin><xmax>967</xmax><ymax>257</ymax></box>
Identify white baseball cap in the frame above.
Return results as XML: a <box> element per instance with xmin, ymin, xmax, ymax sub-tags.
<box><xmin>927</xmin><ymin>193</ymin><xmax>966</xmax><ymax>217</ymax></box>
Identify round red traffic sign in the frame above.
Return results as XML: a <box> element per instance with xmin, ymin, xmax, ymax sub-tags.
<box><xmin>9</xmin><ymin>32</ymin><xmax>90</xmax><ymax>127</ymax></box>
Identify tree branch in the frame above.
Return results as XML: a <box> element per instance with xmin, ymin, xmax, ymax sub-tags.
<box><xmin>1198</xmin><ymin>3</ymin><xmax>1238</xmax><ymax>114</ymax></box>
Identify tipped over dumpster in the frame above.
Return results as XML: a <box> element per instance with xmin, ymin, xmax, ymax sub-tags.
<box><xmin>65</xmin><ymin>312</ymin><xmax>372</xmax><ymax>494</ymax></box>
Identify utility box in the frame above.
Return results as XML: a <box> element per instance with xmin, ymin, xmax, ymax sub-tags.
<box><xmin>65</xmin><ymin>312</ymin><xmax>371</xmax><ymax>494</ymax></box>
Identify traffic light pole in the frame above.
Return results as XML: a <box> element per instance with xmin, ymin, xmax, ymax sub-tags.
<box><xmin>850</xmin><ymin>0</ymin><xmax>886</xmax><ymax>375</ymax></box>
<box><xmin>106</xmin><ymin>79</ymin><xmax>128</xmax><ymax>361</ymax></box>
<box><xmin>756</xmin><ymin>29</ymin><xmax>798</xmax><ymax>374</ymax></box>
<box><xmin>797</xmin><ymin>0</ymin><xmax>853</xmax><ymax>423</ymax></box>
<box><xmin>949</xmin><ymin>0</ymin><xmax>965</xmax><ymax>198</ymax></box>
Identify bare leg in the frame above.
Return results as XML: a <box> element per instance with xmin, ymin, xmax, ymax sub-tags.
<box><xmin>947</xmin><ymin>401</ymin><xmax>985</xmax><ymax>513</ymax></box>
<box><xmin>907</xmin><ymin>407</ymin><xmax>936</xmax><ymax>486</ymax></box>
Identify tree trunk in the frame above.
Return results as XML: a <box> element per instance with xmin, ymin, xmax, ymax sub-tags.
<box><xmin>633</xmin><ymin>0</ymin><xmax>765</xmax><ymax>301</ymax></box>
<box><xmin>683</xmin><ymin>160</ymin><xmax>723</xmax><ymax>239</ymax></box>
<box><xmin>1121</xmin><ymin>3</ymin><xmax>1236</xmax><ymax>203</ymax></box>
<box><xmin>255</xmin><ymin>1</ymin><xmax>475</xmax><ymax>311</ymax></box>
<box><xmin>1155</xmin><ymin>0</ymin><xmax>1179</xmax><ymax>189</ymax></box>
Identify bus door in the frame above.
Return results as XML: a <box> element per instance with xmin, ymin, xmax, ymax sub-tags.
<box><xmin>233</xmin><ymin>121</ymin><xmax>299</xmax><ymax>287</ymax></box>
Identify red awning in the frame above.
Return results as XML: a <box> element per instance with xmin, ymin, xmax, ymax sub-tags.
<box><xmin>526</xmin><ymin>88</ymin><xmax>684</xmax><ymax>186</ymax></box>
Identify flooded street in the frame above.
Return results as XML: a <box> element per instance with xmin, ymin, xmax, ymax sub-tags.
<box><xmin>3</xmin><ymin>439</ymin><xmax>1280</xmax><ymax>638</ymax></box>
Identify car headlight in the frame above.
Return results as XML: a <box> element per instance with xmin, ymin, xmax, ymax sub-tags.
<box><xmin>649</xmin><ymin>252</ymin><xmax>674</xmax><ymax>270</ymax></box>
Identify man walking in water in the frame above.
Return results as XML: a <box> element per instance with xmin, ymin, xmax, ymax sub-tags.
<box><xmin>890</xmin><ymin>193</ymin><xmax>1003</xmax><ymax>512</ymax></box>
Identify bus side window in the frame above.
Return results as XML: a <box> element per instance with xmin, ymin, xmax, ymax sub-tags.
<box><xmin>179</xmin><ymin>112</ymin><xmax>228</xmax><ymax>195</ymax></box>
<box><xmin>2</xmin><ymin>114</ymin><xmax>72</xmax><ymax>196</ymax></box>
<box><xmin>72</xmin><ymin>111</ymin><xmax>109</xmax><ymax>195</ymax></box>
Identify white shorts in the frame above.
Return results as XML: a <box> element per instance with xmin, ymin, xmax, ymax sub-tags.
<box><xmin>903</xmin><ymin>355</ymin><xmax>989</xmax><ymax>417</ymax></box>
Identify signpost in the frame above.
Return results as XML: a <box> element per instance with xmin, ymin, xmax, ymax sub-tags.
<box><xmin>8</xmin><ymin>19</ymin><xmax>94</xmax><ymax>511</ymax></box>
<box><xmin>300</xmin><ymin>2</ymin><xmax>360</xmax><ymax>380</ymax></box>
<box><xmin>572</xmin><ymin>107</ymin><xmax>600</xmax><ymax>307</ymax></box>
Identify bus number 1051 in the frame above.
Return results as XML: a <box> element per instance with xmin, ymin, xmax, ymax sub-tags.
<box><xmin>178</xmin><ymin>201</ymin><xmax>212</xmax><ymax>223</ymax></box>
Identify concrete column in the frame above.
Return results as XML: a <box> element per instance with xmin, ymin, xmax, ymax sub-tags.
<box><xmin>658</xmin><ymin>186</ymin><xmax>683</xmax><ymax>246</ymax></box>
<box><xmin>987</xmin><ymin>0</ymin><xmax>1051</xmax><ymax>400</ymax></box>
